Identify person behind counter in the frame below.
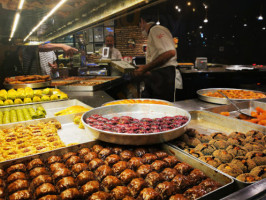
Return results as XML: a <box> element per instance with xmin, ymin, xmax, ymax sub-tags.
<box><xmin>38</xmin><ymin>43</ymin><xmax>78</xmax><ymax>77</ymax></box>
<box><xmin>133</xmin><ymin>15</ymin><xmax>182</xmax><ymax>102</ymax></box>
<box><xmin>99</xmin><ymin>35</ymin><xmax>122</xmax><ymax>60</ymax></box>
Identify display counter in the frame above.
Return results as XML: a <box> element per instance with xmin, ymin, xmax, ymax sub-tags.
<box><xmin>178</xmin><ymin>65</ymin><xmax>266</xmax><ymax>100</ymax></box>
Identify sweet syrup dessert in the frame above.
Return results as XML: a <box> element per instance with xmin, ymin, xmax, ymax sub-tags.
<box><xmin>85</xmin><ymin>115</ymin><xmax>189</xmax><ymax>134</ymax></box>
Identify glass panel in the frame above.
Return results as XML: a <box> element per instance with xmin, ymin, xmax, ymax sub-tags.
<box><xmin>86</xmin><ymin>43</ymin><xmax>94</xmax><ymax>53</ymax></box>
<box><xmin>104</xmin><ymin>27</ymin><xmax>114</xmax><ymax>37</ymax></box>
<box><xmin>94</xmin><ymin>43</ymin><xmax>104</xmax><ymax>52</ymax></box>
<box><xmin>93</xmin><ymin>27</ymin><xmax>104</xmax><ymax>42</ymax></box>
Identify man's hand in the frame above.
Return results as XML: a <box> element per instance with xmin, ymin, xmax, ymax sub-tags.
<box><xmin>61</xmin><ymin>45</ymin><xmax>78</xmax><ymax>57</ymax></box>
<box><xmin>48</xmin><ymin>62</ymin><xmax>57</xmax><ymax>70</ymax></box>
<box><xmin>133</xmin><ymin>65</ymin><xmax>150</xmax><ymax>77</ymax></box>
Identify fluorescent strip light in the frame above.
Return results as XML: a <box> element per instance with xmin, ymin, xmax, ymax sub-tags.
<box><xmin>9</xmin><ymin>0</ymin><xmax>25</xmax><ymax>41</ymax></box>
<box><xmin>18</xmin><ymin>0</ymin><xmax>25</xmax><ymax>9</ymax></box>
<box><xmin>23</xmin><ymin>0</ymin><xmax>67</xmax><ymax>42</ymax></box>
<box><xmin>9</xmin><ymin>13</ymin><xmax>20</xmax><ymax>40</ymax></box>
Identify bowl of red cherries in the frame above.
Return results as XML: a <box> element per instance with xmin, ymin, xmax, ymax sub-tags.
<box><xmin>82</xmin><ymin>103</ymin><xmax>190</xmax><ymax>145</ymax></box>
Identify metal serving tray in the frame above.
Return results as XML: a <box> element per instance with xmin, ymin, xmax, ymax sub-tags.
<box><xmin>197</xmin><ymin>88</ymin><xmax>266</xmax><ymax>104</ymax></box>
<box><xmin>82</xmin><ymin>104</ymin><xmax>191</xmax><ymax>145</ymax></box>
<box><xmin>0</xmin><ymin>99</ymin><xmax>93</xmax><ymax>125</ymax></box>
<box><xmin>0</xmin><ymin>141</ymin><xmax>234</xmax><ymax>200</ymax></box>
<box><xmin>57</xmin><ymin>76</ymin><xmax>121</xmax><ymax>91</ymax></box>
<box><xmin>102</xmin><ymin>98</ymin><xmax>174</xmax><ymax>107</ymax></box>
<box><xmin>168</xmin><ymin>110</ymin><xmax>266</xmax><ymax>188</ymax></box>
<box><xmin>0</xmin><ymin>114</ymin><xmax>95</xmax><ymax>147</ymax></box>
<box><xmin>204</xmin><ymin>100</ymin><xmax>266</xmax><ymax>119</ymax></box>
<box><xmin>4</xmin><ymin>80</ymin><xmax>51</xmax><ymax>89</ymax></box>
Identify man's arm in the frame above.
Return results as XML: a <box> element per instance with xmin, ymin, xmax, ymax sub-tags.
<box><xmin>133</xmin><ymin>50</ymin><xmax>176</xmax><ymax>76</ymax></box>
<box><xmin>38</xmin><ymin>43</ymin><xmax>78</xmax><ymax>57</ymax></box>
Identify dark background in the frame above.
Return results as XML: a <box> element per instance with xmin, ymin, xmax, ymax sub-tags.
<box><xmin>148</xmin><ymin>0</ymin><xmax>266</xmax><ymax>65</ymax></box>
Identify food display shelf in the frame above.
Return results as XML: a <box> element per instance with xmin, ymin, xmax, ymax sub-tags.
<box><xmin>82</xmin><ymin>104</ymin><xmax>191</xmax><ymax>145</ymax></box>
<box><xmin>168</xmin><ymin>110</ymin><xmax>266</xmax><ymax>188</ymax></box>
<box><xmin>197</xmin><ymin>88</ymin><xmax>266</xmax><ymax>104</ymax></box>
<box><xmin>0</xmin><ymin>141</ymin><xmax>234</xmax><ymax>200</ymax></box>
<box><xmin>4</xmin><ymin>80</ymin><xmax>51</xmax><ymax>89</ymax></box>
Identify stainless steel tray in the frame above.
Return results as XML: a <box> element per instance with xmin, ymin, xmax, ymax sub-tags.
<box><xmin>4</xmin><ymin>80</ymin><xmax>51</xmax><ymax>89</ymax></box>
<box><xmin>0</xmin><ymin>99</ymin><xmax>93</xmax><ymax>124</ymax></box>
<box><xmin>82</xmin><ymin>104</ymin><xmax>191</xmax><ymax>145</ymax></box>
<box><xmin>204</xmin><ymin>100</ymin><xmax>266</xmax><ymax>120</ymax></box>
<box><xmin>0</xmin><ymin>113</ymin><xmax>95</xmax><ymax>148</ymax></box>
<box><xmin>0</xmin><ymin>141</ymin><xmax>234</xmax><ymax>200</ymax></box>
<box><xmin>197</xmin><ymin>88</ymin><xmax>266</xmax><ymax>104</ymax></box>
<box><xmin>102</xmin><ymin>98</ymin><xmax>174</xmax><ymax>106</ymax></box>
<box><xmin>168</xmin><ymin>110</ymin><xmax>266</xmax><ymax>188</ymax></box>
<box><xmin>57</xmin><ymin>76</ymin><xmax>121</xmax><ymax>91</ymax></box>
<box><xmin>58</xmin><ymin>81</ymin><xmax>110</xmax><ymax>91</ymax></box>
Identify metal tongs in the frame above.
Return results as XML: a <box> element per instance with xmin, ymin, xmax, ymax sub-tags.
<box><xmin>217</xmin><ymin>91</ymin><xmax>255</xmax><ymax>118</ymax></box>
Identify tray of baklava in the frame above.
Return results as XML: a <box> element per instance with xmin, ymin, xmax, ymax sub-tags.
<box><xmin>0</xmin><ymin>141</ymin><xmax>233</xmax><ymax>200</ymax></box>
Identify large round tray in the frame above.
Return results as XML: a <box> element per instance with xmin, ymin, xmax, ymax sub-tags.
<box><xmin>82</xmin><ymin>104</ymin><xmax>191</xmax><ymax>145</ymax></box>
<box><xmin>4</xmin><ymin>81</ymin><xmax>51</xmax><ymax>89</ymax></box>
<box><xmin>102</xmin><ymin>98</ymin><xmax>174</xmax><ymax>106</ymax></box>
<box><xmin>197</xmin><ymin>88</ymin><xmax>266</xmax><ymax>104</ymax></box>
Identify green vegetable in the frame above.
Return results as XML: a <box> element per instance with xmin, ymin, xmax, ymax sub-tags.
<box><xmin>0</xmin><ymin>111</ymin><xmax>3</xmax><ymax>124</ymax></box>
<box><xmin>10</xmin><ymin>109</ymin><xmax>18</xmax><ymax>123</ymax></box>
<box><xmin>22</xmin><ymin>108</ymin><xmax>32</xmax><ymax>121</ymax></box>
<box><xmin>16</xmin><ymin>109</ymin><xmax>25</xmax><ymax>122</ymax></box>
<box><xmin>28</xmin><ymin>107</ymin><xmax>38</xmax><ymax>119</ymax></box>
<box><xmin>3</xmin><ymin>110</ymin><xmax>10</xmax><ymax>124</ymax></box>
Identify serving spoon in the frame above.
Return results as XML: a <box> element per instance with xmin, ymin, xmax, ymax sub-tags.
<box><xmin>217</xmin><ymin>91</ymin><xmax>255</xmax><ymax>119</ymax></box>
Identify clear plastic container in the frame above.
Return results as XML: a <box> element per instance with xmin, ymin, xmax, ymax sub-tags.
<box><xmin>195</xmin><ymin>57</ymin><xmax>208</xmax><ymax>69</ymax></box>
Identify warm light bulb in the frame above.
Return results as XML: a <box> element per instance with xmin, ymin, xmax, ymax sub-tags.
<box><xmin>199</xmin><ymin>26</ymin><xmax>203</xmax><ymax>29</ymax></box>
<box><xmin>156</xmin><ymin>21</ymin><xmax>160</xmax><ymax>25</ymax></box>
<box><xmin>244</xmin><ymin>23</ymin><xmax>247</xmax><ymax>27</ymax></box>
<box><xmin>187</xmin><ymin>1</ymin><xmax>191</xmax><ymax>6</ymax></box>
<box><xmin>258</xmin><ymin>15</ymin><xmax>263</xmax><ymax>20</ymax></box>
<box><xmin>203</xmin><ymin>18</ymin><xmax>208</xmax><ymax>23</ymax></box>
<box><xmin>178</xmin><ymin>8</ymin><xmax>181</xmax><ymax>12</ymax></box>
<box><xmin>175</xmin><ymin>5</ymin><xmax>179</xmax><ymax>9</ymax></box>
<box><xmin>193</xmin><ymin>8</ymin><xmax>196</xmax><ymax>12</ymax></box>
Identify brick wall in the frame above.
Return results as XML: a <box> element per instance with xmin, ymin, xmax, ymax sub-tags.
<box><xmin>115</xmin><ymin>26</ymin><xmax>146</xmax><ymax>57</ymax></box>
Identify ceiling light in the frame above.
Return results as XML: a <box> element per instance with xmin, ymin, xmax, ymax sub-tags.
<box><xmin>199</xmin><ymin>26</ymin><xmax>203</xmax><ymax>29</ymax></box>
<box><xmin>178</xmin><ymin>8</ymin><xmax>181</xmax><ymax>12</ymax></box>
<box><xmin>9</xmin><ymin>0</ymin><xmax>25</xmax><ymax>41</ymax></box>
<box><xmin>263</xmin><ymin>27</ymin><xmax>266</xmax><ymax>30</ymax></box>
<box><xmin>156</xmin><ymin>21</ymin><xmax>160</xmax><ymax>25</ymax></box>
<box><xmin>193</xmin><ymin>8</ymin><xmax>196</xmax><ymax>12</ymax></box>
<box><xmin>187</xmin><ymin>1</ymin><xmax>191</xmax><ymax>6</ymax></box>
<box><xmin>258</xmin><ymin>15</ymin><xmax>263</xmax><ymax>20</ymax></box>
<box><xmin>24</xmin><ymin>0</ymin><xmax>68</xmax><ymax>42</ymax></box>
<box><xmin>244</xmin><ymin>23</ymin><xmax>247</xmax><ymax>27</ymax></box>
<box><xmin>18</xmin><ymin>0</ymin><xmax>25</xmax><ymax>9</ymax></box>
<box><xmin>203</xmin><ymin>3</ymin><xmax>208</xmax><ymax>9</ymax></box>
<box><xmin>204</xmin><ymin>18</ymin><xmax>208</xmax><ymax>23</ymax></box>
